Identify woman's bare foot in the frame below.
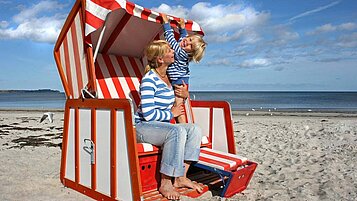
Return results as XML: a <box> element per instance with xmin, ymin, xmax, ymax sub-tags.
<box><xmin>159</xmin><ymin>175</ymin><xmax>180</xmax><ymax>200</ymax></box>
<box><xmin>174</xmin><ymin>177</ymin><xmax>203</xmax><ymax>193</ymax></box>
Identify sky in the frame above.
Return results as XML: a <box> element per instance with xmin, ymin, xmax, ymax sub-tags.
<box><xmin>0</xmin><ymin>0</ymin><xmax>356</xmax><ymax>91</ymax></box>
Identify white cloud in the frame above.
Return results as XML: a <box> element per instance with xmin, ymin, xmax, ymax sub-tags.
<box><xmin>0</xmin><ymin>0</ymin><xmax>11</xmax><ymax>4</ymax></box>
<box><xmin>153</xmin><ymin>4</ymin><xmax>189</xmax><ymax>18</ymax></box>
<box><xmin>206</xmin><ymin>58</ymin><xmax>232</xmax><ymax>66</ymax></box>
<box><xmin>152</xmin><ymin>2</ymin><xmax>270</xmax><ymax>43</ymax></box>
<box><xmin>309</xmin><ymin>24</ymin><xmax>336</xmax><ymax>34</ymax></box>
<box><xmin>240</xmin><ymin>58</ymin><xmax>270</xmax><ymax>68</ymax></box>
<box><xmin>272</xmin><ymin>25</ymin><xmax>299</xmax><ymax>45</ymax></box>
<box><xmin>308</xmin><ymin>22</ymin><xmax>357</xmax><ymax>35</ymax></box>
<box><xmin>289</xmin><ymin>1</ymin><xmax>341</xmax><ymax>22</ymax></box>
<box><xmin>0</xmin><ymin>1</ymin><xmax>67</xmax><ymax>43</ymax></box>
<box><xmin>336</xmin><ymin>32</ymin><xmax>357</xmax><ymax>48</ymax></box>
<box><xmin>338</xmin><ymin>22</ymin><xmax>357</xmax><ymax>31</ymax></box>
<box><xmin>0</xmin><ymin>21</ymin><xmax>9</xmax><ymax>28</ymax></box>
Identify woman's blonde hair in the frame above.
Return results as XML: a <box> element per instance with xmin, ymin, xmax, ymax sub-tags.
<box><xmin>144</xmin><ymin>40</ymin><xmax>170</xmax><ymax>73</ymax></box>
<box><xmin>188</xmin><ymin>35</ymin><xmax>207</xmax><ymax>63</ymax></box>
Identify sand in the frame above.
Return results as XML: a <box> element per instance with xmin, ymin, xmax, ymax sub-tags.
<box><xmin>0</xmin><ymin>110</ymin><xmax>356</xmax><ymax>200</ymax></box>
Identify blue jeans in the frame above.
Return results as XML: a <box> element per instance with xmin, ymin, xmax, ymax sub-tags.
<box><xmin>135</xmin><ymin>121</ymin><xmax>202</xmax><ymax>177</ymax></box>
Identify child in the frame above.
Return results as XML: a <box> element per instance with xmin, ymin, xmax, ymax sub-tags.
<box><xmin>161</xmin><ymin>13</ymin><xmax>207</xmax><ymax>123</ymax></box>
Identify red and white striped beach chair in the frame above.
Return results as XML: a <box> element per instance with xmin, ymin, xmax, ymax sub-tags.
<box><xmin>53</xmin><ymin>0</ymin><xmax>257</xmax><ymax>200</ymax></box>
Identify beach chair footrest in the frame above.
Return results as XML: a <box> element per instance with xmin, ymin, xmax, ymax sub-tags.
<box><xmin>193</xmin><ymin>148</ymin><xmax>258</xmax><ymax>197</ymax></box>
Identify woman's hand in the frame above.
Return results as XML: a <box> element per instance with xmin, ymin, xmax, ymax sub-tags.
<box><xmin>161</xmin><ymin>13</ymin><xmax>169</xmax><ymax>24</ymax></box>
<box><xmin>174</xmin><ymin>80</ymin><xmax>189</xmax><ymax>99</ymax></box>
<box><xmin>171</xmin><ymin>102</ymin><xmax>184</xmax><ymax>117</ymax></box>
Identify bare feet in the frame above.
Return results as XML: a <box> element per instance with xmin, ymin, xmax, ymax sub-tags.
<box><xmin>159</xmin><ymin>175</ymin><xmax>180</xmax><ymax>200</ymax></box>
<box><xmin>174</xmin><ymin>177</ymin><xmax>203</xmax><ymax>194</ymax></box>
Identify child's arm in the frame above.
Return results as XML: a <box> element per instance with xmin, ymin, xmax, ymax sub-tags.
<box><xmin>161</xmin><ymin>14</ymin><xmax>186</xmax><ymax>56</ymax></box>
<box><xmin>162</xmin><ymin>13</ymin><xmax>169</xmax><ymax>24</ymax></box>
<box><xmin>178</xmin><ymin>18</ymin><xmax>188</xmax><ymax>39</ymax></box>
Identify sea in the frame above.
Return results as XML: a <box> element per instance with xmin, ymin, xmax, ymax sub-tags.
<box><xmin>1</xmin><ymin>90</ymin><xmax>357</xmax><ymax>112</ymax></box>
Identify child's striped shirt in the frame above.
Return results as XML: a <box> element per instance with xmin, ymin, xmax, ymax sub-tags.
<box><xmin>163</xmin><ymin>23</ymin><xmax>190</xmax><ymax>85</ymax></box>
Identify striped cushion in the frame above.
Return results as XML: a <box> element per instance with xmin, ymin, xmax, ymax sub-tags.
<box><xmin>137</xmin><ymin>136</ymin><xmax>210</xmax><ymax>154</ymax></box>
<box><xmin>197</xmin><ymin>148</ymin><xmax>248</xmax><ymax>171</ymax></box>
<box><xmin>136</xmin><ymin>143</ymin><xmax>160</xmax><ymax>153</ymax></box>
<box><xmin>201</xmin><ymin>136</ymin><xmax>210</xmax><ymax>145</ymax></box>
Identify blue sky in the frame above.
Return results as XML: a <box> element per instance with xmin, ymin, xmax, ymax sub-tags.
<box><xmin>0</xmin><ymin>0</ymin><xmax>356</xmax><ymax>91</ymax></box>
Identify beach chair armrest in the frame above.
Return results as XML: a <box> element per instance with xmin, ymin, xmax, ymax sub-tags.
<box><xmin>190</xmin><ymin>100</ymin><xmax>236</xmax><ymax>154</ymax></box>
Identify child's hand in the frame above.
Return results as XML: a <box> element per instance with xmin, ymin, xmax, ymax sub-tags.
<box><xmin>161</xmin><ymin>13</ymin><xmax>169</xmax><ymax>24</ymax></box>
<box><xmin>174</xmin><ymin>80</ymin><xmax>189</xmax><ymax>99</ymax></box>
<box><xmin>171</xmin><ymin>102</ymin><xmax>184</xmax><ymax>117</ymax></box>
<box><xmin>179</xmin><ymin>18</ymin><xmax>185</xmax><ymax>29</ymax></box>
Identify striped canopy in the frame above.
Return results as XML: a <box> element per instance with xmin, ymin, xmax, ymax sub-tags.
<box><xmin>54</xmin><ymin>0</ymin><xmax>204</xmax><ymax>99</ymax></box>
<box><xmin>85</xmin><ymin>0</ymin><xmax>204</xmax><ymax>58</ymax></box>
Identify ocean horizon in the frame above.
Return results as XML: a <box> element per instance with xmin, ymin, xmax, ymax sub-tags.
<box><xmin>1</xmin><ymin>90</ymin><xmax>357</xmax><ymax>112</ymax></box>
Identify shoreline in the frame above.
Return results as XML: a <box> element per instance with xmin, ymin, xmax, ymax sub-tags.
<box><xmin>2</xmin><ymin>108</ymin><xmax>357</xmax><ymax>118</ymax></box>
<box><xmin>232</xmin><ymin>110</ymin><xmax>357</xmax><ymax>118</ymax></box>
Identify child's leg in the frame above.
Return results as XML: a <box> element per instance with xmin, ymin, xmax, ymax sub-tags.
<box><xmin>175</xmin><ymin>95</ymin><xmax>186</xmax><ymax>123</ymax></box>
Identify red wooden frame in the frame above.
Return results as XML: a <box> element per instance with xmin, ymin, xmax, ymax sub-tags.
<box><xmin>191</xmin><ymin>100</ymin><xmax>236</xmax><ymax>154</ymax></box>
<box><xmin>60</xmin><ymin>99</ymin><xmax>142</xmax><ymax>201</ymax></box>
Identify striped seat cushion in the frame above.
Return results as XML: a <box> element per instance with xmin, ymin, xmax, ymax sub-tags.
<box><xmin>197</xmin><ymin>147</ymin><xmax>248</xmax><ymax>171</ymax></box>
<box><xmin>201</xmin><ymin>135</ymin><xmax>210</xmax><ymax>146</ymax></box>
<box><xmin>136</xmin><ymin>143</ymin><xmax>160</xmax><ymax>154</ymax></box>
<box><xmin>137</xmin><ymin>136</ymin><xmax>210</xmax><ymax>154</ymax></box>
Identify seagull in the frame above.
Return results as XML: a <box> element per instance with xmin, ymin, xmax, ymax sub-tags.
<box><xmin>40</xmin><ymin>112</ymin><xmax>54</xmax><ymax>123</ymax></box>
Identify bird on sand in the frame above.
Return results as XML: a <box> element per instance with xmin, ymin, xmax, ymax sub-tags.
<box><xmin>40</xmin><ymin>112</ymin><xmax>54</xmax><ymax>123</ymax></box>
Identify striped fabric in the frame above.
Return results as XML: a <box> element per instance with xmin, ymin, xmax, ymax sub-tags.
<box><xmin>94</xmin><ymin>53</ymin><xmax>196</xmax><ymax>124</ymax></box>
<box><xmin>57</xmin><ymin>11</ymin><xmax>88</xmax><ymax>99</ymax></box>
<box><xmin>135</xmin><ymin>70</ymin><xmax>175</xmax><ymax>123</ymax></box>
<box><xmin>95</xmin><ymin>53</ymin><xmax>144</xmax><ymax>109</ymax></box>
<box><xmin>136</xmin><ymin>136</ymin><xmax>210</xmax><ymax>153</ymax></box>
<box><xmin>84</xmin><ymin>0</ymin><xmax>203</xmax><ymax>40</ymax></box>
<box><xmin>201</xmin><ymin>136</ymin><xmax>210</xmax><ymax>145</ymax></box>
<box><xmin>197</xmin><ymin>147</ymin><xmax>248</xmax><ymax>171</ymax></box>
<box><xmin>163</xmin><ymin>23</ymin><xmax>190</xmax><ymax>85</ymax></box>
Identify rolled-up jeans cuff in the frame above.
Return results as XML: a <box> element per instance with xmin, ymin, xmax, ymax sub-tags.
<box><xmin>160</xmin><ymin>162</ymin><xmax>185</xmax><ymax>177</ymax></box>
<box><xmin>184</xmin><ymin>148</ymin><xmax>201</xmax><ymax>162</ymax></box>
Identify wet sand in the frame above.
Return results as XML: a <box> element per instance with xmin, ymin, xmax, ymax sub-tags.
<box><xmin>0</xmin><ymin>110</ymin><xmax>356</xmax><ymax>200</ymax></box>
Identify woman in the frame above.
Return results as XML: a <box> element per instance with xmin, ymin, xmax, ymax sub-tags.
<box><xmin>135</xmin><ymin>40</ymin><xmax>203</xmax><ymax>199</ymax></box>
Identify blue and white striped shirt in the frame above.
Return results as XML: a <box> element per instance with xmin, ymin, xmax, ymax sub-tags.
<box><xmin>135</xmin><ymin>70</ymin><xmax>175</xmax><ymax>123</ymax></box>
<box><xmin>163</xmin><ymin>23</ymin><xmax>190</xmax><ymax>85</ymax></box>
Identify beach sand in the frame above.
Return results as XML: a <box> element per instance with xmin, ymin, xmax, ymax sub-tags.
<box><xmin>0</xmin><ymin>110</ymin><xmax>356</xmax><ymax>200</ymax></box>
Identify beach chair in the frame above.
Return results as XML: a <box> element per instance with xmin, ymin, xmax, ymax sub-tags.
<box><xmin>53</xmin><ymin>0</ymin><xmax>257</xmax><ymax>200</ymax></box>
